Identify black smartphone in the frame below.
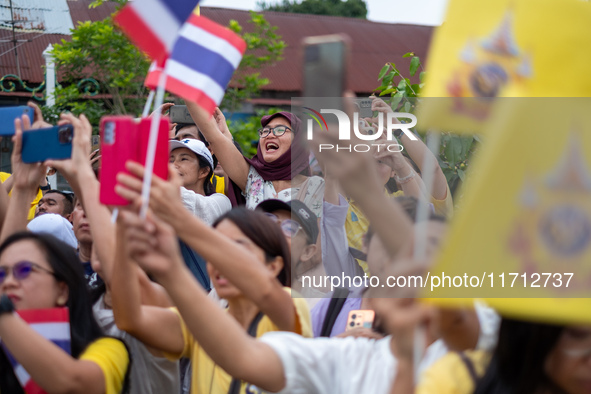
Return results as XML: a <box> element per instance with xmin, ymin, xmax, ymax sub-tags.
<box><xmin>169</xmin><ymin>105</ymin><xmax>195</xmax><ymax>124</ymax></box>
<box><xmin>302</xmin><ymin>34</ymin><xmax>350</xmax><ymax>99</ymax></box>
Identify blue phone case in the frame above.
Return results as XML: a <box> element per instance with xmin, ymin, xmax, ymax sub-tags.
<box><xmin>0</xmin><ymin>106</ymin><xmax>34</xmax><ymax>136</ymax></box>
<box><xmin>21</xmin><ymin>125</ymin><xmax>74</xmax><ymax>164</ymax></box>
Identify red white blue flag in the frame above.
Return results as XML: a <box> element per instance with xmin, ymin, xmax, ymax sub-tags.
<box><xmin>114</xmin><ymin>0</ymin><xmax>200</xmax><ymax>65</ymax></box>
<box><xmin>144</xmin><ymin>61</ymin><xmax>163</xmax><ymax>90</ymax></box>
<box><xmin>1</xmin><ymin>308</ymin><xmax>70</xmax><ymax>394</ymax></box>
<box><xmin>163</xmin><ymin>14</ymin><xmax>247</xmax><ymax>114</ymax></box>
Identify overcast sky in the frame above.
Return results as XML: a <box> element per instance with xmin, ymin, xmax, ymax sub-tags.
<box><xmin>200</xmin><ymin>0</ymin><xmax>449</xmax><ymax>25</ymax></box>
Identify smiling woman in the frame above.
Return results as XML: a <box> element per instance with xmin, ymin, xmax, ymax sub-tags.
<box><xmin>187</xmin><ymin>102</ymin><xmax>325</xmax><ymax>218</ymax></box>
<box><xmin>168</xmin><ymin>139</ymin><xmax>231</xmax><ymax>225</ymax></box>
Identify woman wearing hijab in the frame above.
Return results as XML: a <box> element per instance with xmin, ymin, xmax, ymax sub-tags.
<box><xmin>186</xmin><ymin>103</ymin><xmax>325</xmax><ymax>217</ymax></box>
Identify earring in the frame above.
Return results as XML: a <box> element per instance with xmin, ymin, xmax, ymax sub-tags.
<box><xmin>57</xmin><ymin>297</ymin><xmax>67</xmax><ymax>306</ymax></box>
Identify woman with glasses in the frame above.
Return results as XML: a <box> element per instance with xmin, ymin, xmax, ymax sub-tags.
<box><xmin>110</xmin><ymin>198</ymin><xmax>312</xmax><ymax>394</ymax></box>
<box><xmin>415</xmin><ymin>317</ymin><xmax>591</xmax><ymax>394</ymax></box>
<box><xmin>187</xmin><ymin>103</ymin><xmax>325</xmax><ymax>217</ymax></box>
<box><xmin>0</xmin><ymin>232</ymin><xmax>130</xmax><ymax>394</ymax></box>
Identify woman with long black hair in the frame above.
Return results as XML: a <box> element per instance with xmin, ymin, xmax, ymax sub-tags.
<box><xmin>0</xmin><ymin>232</ymin><xmax>130</xmax><ymax>394</ymax></box>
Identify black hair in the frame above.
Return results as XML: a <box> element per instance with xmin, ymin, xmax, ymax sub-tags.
<box><xmin>213</xmin><ymin>207</ymin><xmax>291</xmax><ymax>287</ymax></box>
<box><xmin>197</xmin><ymin>154</ymin><xmax>215</xmax><ymax>196</ymax></box>
<box><xmin>43</xmin><ymin>190</ymin><xmax>75</xmax><ymax>215</ymax></box>
<box><xmin>474</xmin><ymin>318</ymin><xmax>564</xmax><ymax>394</ymax></box>
<box><xmin>0</xmin><ymin>232</ymin><xmax>104</xmax><ymax>393</ymax></box>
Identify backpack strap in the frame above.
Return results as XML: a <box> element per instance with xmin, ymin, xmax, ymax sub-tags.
<box><xmin>320</xmin><ymin>287</ymin><xmax>350</xmax><ymax>337</ymax></box>
<box><xmin>227</xmin><ymin>312</ymin><xmax>265</xmax><ymax>394</ymax></box>
<box><xmin>458</xmin><ymin>351</ymin><xmax>478</xmax><ymax>385</ymax></box>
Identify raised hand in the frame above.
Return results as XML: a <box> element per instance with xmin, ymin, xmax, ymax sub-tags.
<box><xmin>213</xmin><ymin>107</ymin><xmax>232</xmax><ymax>140</ymax></box>
<box><xmin>27</xmin><ymin>101</ymin><xmax>52</xmax><ymax>129</ymax></box>
<box><xmin>115</xmin><ymin>161</ymin><xmax>185</xmax><ymax>227</ymax></box>
<box><xmin>118</xmin><ymin>209</ymin><xmax>183</xmax><ymax>280</ymax></box>
<box><xmin>44</xmin><ymin>113</ymin><xmax>93</xmax><ymax>180</ymax></box>
<box><xmin>11</xmin><ymin>115</ymin><xmax>47</xmax><ymax>194</ymax></box>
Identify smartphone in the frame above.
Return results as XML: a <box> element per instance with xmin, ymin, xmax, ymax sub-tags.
<box><xmin>0</xmin><ymin>106</ymin><xmax>34</xmax><ymax>136</ymax></box>
<box><xmin>99</xmin><ymin>116</ymin><xmax>169</xmax><ymax>205</ymax></box>
<box><xmin>346</xmin><ymin>310</ymin><xmax>375</xmax><ymax>331</ymax></box>
<box><xmin>169</xmin><ymin>105</ymin><xmax>195</xmax><ymax>124</ymax></box>
<box><xmin>354</xmin><ymin>98</ymin><xmax>373</xmax><ymax>118</ymax></box>
<box><xmin>302</xmin><ymin>34</ymin><xmax>349</xmax><ymax>98</ymax></box>
<box><xmin>21</xmin><ymin>124</ymin><xmax>73</xmax><ymax>163</ymax></box>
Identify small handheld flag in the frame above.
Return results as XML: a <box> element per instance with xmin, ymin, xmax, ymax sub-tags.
<box><xmin>2</xmin><ymin>308</ymin><xmax>70</xmax><ymax>394</ymax></box>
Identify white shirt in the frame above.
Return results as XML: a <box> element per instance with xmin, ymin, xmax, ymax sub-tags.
<box><xmin>260</xmin><ymin>333</ymin><xmax>395</xmax><ymax>394</ymax></box>
<box><xmin>180</xmin><ymin>188</ymin><xmax>231</xmax><ymax>225</ymax></box>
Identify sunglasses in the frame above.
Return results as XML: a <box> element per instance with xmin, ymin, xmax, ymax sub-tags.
<box><xmin>0</xmin><ymin>261</ymin><xmax>56</xmax><ymax>285</ymax></box>
<box><xmin>264</xmin><ymin>213</ymin><xmax>303</xmax><ymax>238</ymax></box>
<box><xmin>258</xmin><ymin>125</ymin><xmax>291</xmax><ymax>138</ymax></box>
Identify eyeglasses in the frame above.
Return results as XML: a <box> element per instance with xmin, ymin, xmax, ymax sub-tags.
<box><xmin>0</xmin><ymin>261</ymin><xmax>56</xmax><ymax>285</ymax></box>
<box><xmin>258</xmin><ymin>126</ymin><xmax>291</xmax><ymax>138</ymax></box>
<box><xmin>264</xmin><ymin>213</ymin><xmax>303</xmax><ymax>239</ymax></box>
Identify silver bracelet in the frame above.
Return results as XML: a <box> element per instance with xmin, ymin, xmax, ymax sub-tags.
<box><xmin>394</xmin><ymin>170</ymin><xmax>416</xmax><ymax>184</ymax></box>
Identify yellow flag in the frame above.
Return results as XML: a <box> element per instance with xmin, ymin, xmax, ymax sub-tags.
<box><xmin>417</xmin><ymin>0</ymin><xmax>591</xmax><ymax>134</ymax></box>
<box><xmin>424</xmin><ymin>98</ymin><xmax>591</xmax><ymax>325</ymax></box>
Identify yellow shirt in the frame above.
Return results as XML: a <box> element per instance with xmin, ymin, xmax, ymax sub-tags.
<box><xmin>417</xmin><ymin>350</ymin><xmax>490</xmax><ymax>394</ymax></box>
<box><xmin>0</xmin><ymin>172</ymin><xmax>42</xmax><ymax>221</ymax></box>
<box><xmin>346</xmin><ymin>190</ymin><xmax>404</xmax><ymax>275</ymax></box>
<box><xmin>431</xmin><ymin>182</ymin><xmax>454</xmax><ymax>218</ymax></box>
<box><xmin>166</xmin><ymin>288</ymin><xmax>312</xmax><ymax>394</ymax></box>
<box><xmin>80</xmin><ymin>337</ymin><xmax>130</xmax><ymax>394</ymax></box>
<box><xmin>214</xmin><ymin>175</ymin><xmax>225</xmax><ymax>195</ymax></box>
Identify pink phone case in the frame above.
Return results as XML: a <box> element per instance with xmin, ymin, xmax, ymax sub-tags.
<box><xmin>99</xmin><ymin>116</ymin><xmax>170</xmax><ymax>206</ymax></box>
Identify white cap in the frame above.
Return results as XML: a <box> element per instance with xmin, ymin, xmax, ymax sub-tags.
<box><xmin>27</xmin><ymin>214</ymin><xmax>77</xmax><ymax>249</ymax></box>
<box><xmin>169</xmin><ymin>139</ymin><xmax>214</xmax><ymax>170</ymax></box>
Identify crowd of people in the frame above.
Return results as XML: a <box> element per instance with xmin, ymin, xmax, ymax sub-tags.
<box><xmin>0</xmin><ymin>95</ymin><xmax>589</xmax><ymax>394</ymax></box>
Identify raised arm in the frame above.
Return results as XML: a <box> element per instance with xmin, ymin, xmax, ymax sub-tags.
<box><xmin>0</xmin><ymin>311</ymin><xmax>118</xmax><ymax>394</ymax></box>
<box><xmin>185</xmin><ymin>101</ymin><xmax>250</xmax><ymax>190</ymax></box>
<box><xmin>0</xmin><ymin>116</ymin><xmax>47</xmax><ymax>243</ymax></box>
<box><xmin>116</xmin><ymin>162</ymin><xmax>298</xmax><ymax>332</ymax></box>
<box><xmin>46</xmin><ymin>114</ymin><xmax>171</xmax><ymax>306</ymax></box>
<box><xmin>371</xmin><ymin>97</ymin><xmax>448</xmax><ymax>200</ymax></box>
<box><xmin>118</xmin><ymin>209</ymin><xmax>286</xmax><ymax>392</ymax></box>
<box><xmin>110</xmin><ymin>214</ymin><xmax>185</xmax><ymax>355</ymax></box>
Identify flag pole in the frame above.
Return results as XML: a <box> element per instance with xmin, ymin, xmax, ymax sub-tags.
<box><xmin>142</xmin><ymin>90</ymin><xmax>156</xmax><ymax>118</ymax></box>
<box><xmin>411</xmin><ymin>129</ymin><xmax>442</xmax><ymax>381</ymax></box>
<box><xmin>140</xmin><ymin>70</ymin><xmax>167</xmax><ymax>219</ymax></box>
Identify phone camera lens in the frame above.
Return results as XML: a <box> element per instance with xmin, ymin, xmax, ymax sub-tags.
<box><xmin>351</xmin><ymin>314</ymin><xmax>356</xmax><ymax>319</ymax></box>
<box><xmin>349</xmin><ymin>321</ymin><xmax>355</xmax><ymax>327</ymax></box>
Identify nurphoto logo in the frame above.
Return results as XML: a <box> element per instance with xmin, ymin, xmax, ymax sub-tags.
<box><xmin>304</xmin><ymin>107</ymin><xmax>417</xmax><ymax>153</ymax></box>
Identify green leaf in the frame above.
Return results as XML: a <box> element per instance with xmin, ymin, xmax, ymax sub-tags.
<box><xmin>403</xmin><ymin>101</ymin><xmax>411</xmax><ymax>113</ymax></box>
<box><xmin>379</xmin><ymin>88</ymin><xmax>397</xmax><ymax>96</ymax></box>
<box><xmin>457</xmin><ymin>169</ymin><xmax>466</xmax><ymax>182</ymax></box>
<box><xmin>390</xmin><ymin>91</ymin><xmax>404</xmax><ymax>110</ymax></box>
<box><xmin>377</xmin><ymin>64</ymin><xmax>390</xmax><ymax>81</ymax></box>
<box><xmin>402</xmin><ymin>52</ymin><xmax>414</xmax><ymax>58</ymax></box>
<box><xmin>383</xmin><ymin>71</ymin><xmax>395</xmax><ymax>86</ymax></box>
<box><xmin>409</xmin><ymin>56</ymin><xmax>420</xmax><ymax>76</ymax></box>
<box><xmin>419</xmin><ymin>71</ymin><xmax>427</xmax><ymax>83</ymax></box>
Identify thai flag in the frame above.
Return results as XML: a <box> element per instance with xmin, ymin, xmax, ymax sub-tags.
<box><xmin>164</xmin><ymin>14</ymin><xmax>247</xmax><ymax>114</ymax></box>
<box><xmin>145</xmin><ymin>61</ymin><xmax>163</xmax><ymax>90</ymax></box>
<box><xmin>114</xmin><ymin>0</ymin><xmax>200</xmax><ymax>65</ymax></box>
<box><xmin>1</xmin><ymin>308</ymin><xmax>70</xmax><ymax>394</ymax></box>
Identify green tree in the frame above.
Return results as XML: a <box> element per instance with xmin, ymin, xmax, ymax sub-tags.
<box><xmin>258</xmin><ymin>0</ymin><xmax>367</xmax><ymax>19</ymax></box>
<box><xmin>47</xmin><ymin>14</ymin><xmax>150</xmax><ymax>127</ymax></box>
<box><xmin>223</xmin><ymin>11</ymin><xmax>286</xmax><ymax>116</ymax></box>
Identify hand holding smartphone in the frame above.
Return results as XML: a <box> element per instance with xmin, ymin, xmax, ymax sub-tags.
<box><xmin>21</xmin><ymin>124</ymin><xmax>74</xmax><ymax>164</ymax></box>
<box><xmin>99</xmin><ymin>116</ymin><xmax>169</xmax><ymax>206</ymax></box>
<box><xmin>0</xmin><ymin>106</ymin><xmax>34</xmax><ymax>136</ymax></box>
<box><xmin>346</xmin><ymin>310</ymin><xmax>376</xmax><ymax>331</ymax></box>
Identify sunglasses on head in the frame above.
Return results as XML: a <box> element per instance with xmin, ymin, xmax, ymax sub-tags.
<box><xmin>0</xmin><ymin>261</ymin><xmax>56</xmax><ymax>285</ymax></box>
<box><xmin>264</xmin><ymin>213</ymin><xmax>304</xmax><ymax>239</ymax></box>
